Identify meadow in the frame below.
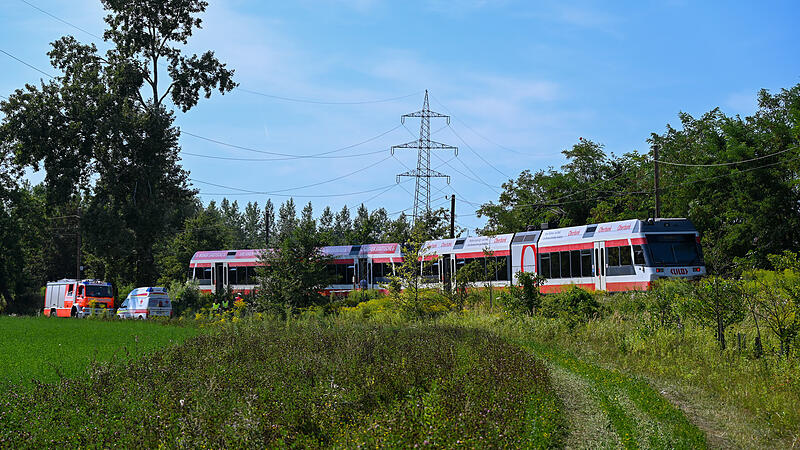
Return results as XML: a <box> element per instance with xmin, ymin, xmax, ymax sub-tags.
<box><xmin>0</xmin><ymin>316</ymin><xmax>198</xmax><ymax>389</ymax></box>
<box><xmin>0</xmin><ymin>320</ymin><xmax>564</xmax><ymax>448</ymax></box>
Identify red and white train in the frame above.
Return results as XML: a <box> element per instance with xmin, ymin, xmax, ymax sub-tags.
<box><xmin>188</xmin><ymin>218</ymin><xmax>705</xmax><ymax>295</ymax></box>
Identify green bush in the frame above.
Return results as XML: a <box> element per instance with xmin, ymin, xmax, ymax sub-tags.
<box><xmin>540</xmin><ymin>286</ymin><xmax>602</xmax><ymax>328</ymax></box>
<box><xmin>168</xmin><ymin>280</ymin><xmax>203</xmax><ymax>316</ymax></box>
<box><xmin>500</xmin><ymin>272</ymin><xmax>545</xmax><ymax>315</ymax></box>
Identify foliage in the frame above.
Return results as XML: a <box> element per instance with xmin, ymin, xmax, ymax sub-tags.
<box><xmin>743</xmin><ymin>268</ymin><xmax>800</xmax><ymax>356</ymax></box>
<box><xmin>254</xmin><ymin>218</ymin><xmax>333</xmax><ymax>314</ymax></box>
<box><xmin>540</xmin><ymin>286</ymin><xmax>602</xmax><ymax>328</ymax></box>
<box><xmin>386</xmin><ymin>229</ymin><xmax>443</xmax><ymax>318</ymax></box>
<box><xmin>0</xmin><ymin>321</ymin><xmax>564</xmax><ymax>448</ymax></box>
<box><xmin>644</xmin><ymin>278</ymin><xmax>694</xmax><ymax>328</ymax></box>
<box><xmin>500</xmin><ymin>271</ymin><xmax>546</xmax><ymax>315</ymax></box>
<box><xmin>167</xmin><ymin>279</ymin><xmax>203</xmax><ymax>316</ymax></box>
<box><xmin>686</xmin><ymin>276</ymin><xmax>745</xmax><ymax>349</ymax></box>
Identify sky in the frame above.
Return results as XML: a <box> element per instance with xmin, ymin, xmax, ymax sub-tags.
<box><xmin>2</xmin><ymin>0</ymin><xmax>799</xmax><ymax>233</ymax></box>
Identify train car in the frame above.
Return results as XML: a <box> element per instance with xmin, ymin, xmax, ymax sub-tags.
<box><xmin>187</xmin><ymin>217</ymin><xmax>705</xmax><ymax>296</ymax></box>
<box><xmin>188</xmin><ymin>243</ymin><xmax>403</xmax><ymax>295</ymax></box>
<box><xmin>519</xmin><ymin>218</ymin><xmax>705</xmax><ymax>293</ymax></box>
<box><xmin>421</xmin><ymin>233</ymin><xmax>514</xmax><ymax>288</ymax></box>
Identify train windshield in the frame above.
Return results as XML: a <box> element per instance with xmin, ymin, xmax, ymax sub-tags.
<box><xmin>85</xmin><ymin>285</ymin><xmax>113</xmax><ymax>298</ymax></box>
<box><xmin>645</xmin><ymin>234</ymin><xmax>704</xmax><ymax>266</ymax></box>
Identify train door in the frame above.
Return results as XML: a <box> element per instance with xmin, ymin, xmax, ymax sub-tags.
<box><xmin>593</xmin><ymin>242</ymin><xmax>606</xmax><ymax>291</ymax></box>
<box><xmin>442</xmin><ymin>255</ymin><xmax>452</xmax><ymax>290</ymax></box>
<box><xmin>214</xmin><ymin>262</ymin><xmax>224</xmax><ymax>295</ymax></box>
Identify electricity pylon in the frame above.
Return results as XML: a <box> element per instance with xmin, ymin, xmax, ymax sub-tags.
<box><xmin>391</xmin><ymin>90</ymin><xmax>458</xmax><ymax>224</ymax></box>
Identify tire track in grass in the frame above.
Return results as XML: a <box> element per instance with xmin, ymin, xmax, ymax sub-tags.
<box><xmin>519</xmin><ymin>339</ymin><xmax>707</xmax><ymax>449</ymax></box>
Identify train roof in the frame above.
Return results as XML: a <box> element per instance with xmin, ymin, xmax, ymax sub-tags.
<box><xmin>190</xmin><ymin>244</ymin><xmax>402</xmax><ymax>263</ymax></box>
<box><xmin>423</xmin><ymin>233</ymin><xmax>514</xmax><ymax>257</ymax></box>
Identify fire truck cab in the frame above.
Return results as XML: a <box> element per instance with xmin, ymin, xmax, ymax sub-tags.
<box><xmin>44</xmin><ymin>279</ymin><xmax>114</xmax><ymax>318</ymax></box>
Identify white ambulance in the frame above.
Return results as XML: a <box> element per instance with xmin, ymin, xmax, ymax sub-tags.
<box><xmin>116</xmin><ymin>287</ymin><xmax>173</xmax><ymax>319</ymax></box>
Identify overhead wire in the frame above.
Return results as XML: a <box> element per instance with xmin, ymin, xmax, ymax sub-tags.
<box><xmin>181</xmin><ymin>124</ymin><xmax>401</xmax><ymax>160</ymax></box>
<box><xmin>652</xmin><ymin>146</ymin><xmax>797</xmax><ymax>167</ymax></box>
<box><xmin>0</xmin><ymin>48</ymin><xmax>55</xmax><ymax>78</ymax></box>
<box><xmin>18</xmin><ymin>0</ymin><xmax>421</xmax><ymax>106</ymax></box>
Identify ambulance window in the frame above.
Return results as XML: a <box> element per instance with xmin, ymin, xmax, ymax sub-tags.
<box><xmin>120</xmin><ymin>299</ymin><xmax>128</xmax><ymax>308</ymax></box>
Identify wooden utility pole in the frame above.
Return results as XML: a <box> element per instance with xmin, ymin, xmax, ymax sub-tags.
<box><xmin>654</xmin><ymin>144</ymin><xmax>661</xmax><ymax>218</ymax></box>
<box><xmin>76</xmin><ymin>206</ymin><xmax>81</xmax><ymax>280</ymax></box>
<box><xmin>449</xmin><ymin>194</ymin><xmax>456</xmax><ymax>239</ymax></box>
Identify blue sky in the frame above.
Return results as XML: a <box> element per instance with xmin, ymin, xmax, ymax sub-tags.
<box><xmin>2</xmin><ymin>0</ymin><xmax>799</xmax><ymax>233</ymax></box>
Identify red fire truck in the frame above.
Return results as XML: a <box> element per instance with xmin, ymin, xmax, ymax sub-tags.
<box><xmin>44</xmin><ymin>279</ymin><xmax>114</xmax><ymax>318</ymax></box>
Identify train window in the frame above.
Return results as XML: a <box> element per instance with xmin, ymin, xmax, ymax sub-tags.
<box><xmin>247</xmin><ymin>267</ymin><xmax>259</xmax><ymax>284</ymax></box>
<box><xmin>512</xmin><ymin>235</ymin><xmax>526</xmax><ymax>243</ymax></box>
<box><xmin>570</xmin><ymin>250</ymin><xmax>581</xmax><ymax>278</ymax></box>
<box><xmin>633</xmin><ymin>245</ymin><xmax>645</xmax><ymax>265</ymax></box>
<box><xmin>496</xmin><ymin>256</ymin><xmax>509</xmax><ymax>281</ymax></box>
<box><xmin>227</xmin><ymin>267</ymin><xmax>239</xmax><ymax>285</ymax></box>
<box><xmin>553</xmin><ymin>252</ymin><xmax>563</xmax><ymax>278</ymax></box>
<box><xmin>560</xmin><ymin>251</ymin><xmax>570</xmax><ymax>278</ymax></box>
<box><xmin>620</xmin><ymin>245</ymin><xmax>633</xmax><ymax>266</ymax></box>
<box><xmin>197</xmin><ymin>268</ymin><xmax>212</xmax><ymax>285</ymax></box>
<box><xmin>607</xmin><ymin>247</ymin><xmax>620</xmax><ymax>267</ymax></box>
<box><xmin>524</xmin><ymin>234</ymin><xmax>537</xmax><ymax>242</ymax></box>
<box><xmin>581</xmin><ymin>249</ymin><xmax>592</xmax><ymax>277</ymax></box>
<box><xmin>540</xmin><ymin>253</ymin><xmax>551</xmax><ymax>279</ymax></box>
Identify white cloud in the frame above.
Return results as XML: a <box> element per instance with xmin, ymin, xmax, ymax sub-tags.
<box><xmin>724</xmin><ymin>91</ymin><xmax>758</xmax><ymax>116</ymax></box>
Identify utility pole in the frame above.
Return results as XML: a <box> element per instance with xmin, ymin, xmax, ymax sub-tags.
<box><xmin>653</xmin><ymin>144</ymin><xmax>661</xmax><ymax>218</ymax></box>
<box><xmin>449</xmin><ymin>194</ymin><xmax>456</xmax><ymax>239</ymax></box>
<box><xmin>76</xmin><ymin>205</ymin><xmax>81</xmax><ymax>281</ymax></box>
<box><xmin>392</xmin><ymin>90</ymin><xmax>458</xmax><ymax>225</ymax></box>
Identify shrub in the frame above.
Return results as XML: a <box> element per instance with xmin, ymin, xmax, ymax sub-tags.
<box><xmin>540</xmin><ymin>286</ymin><xmax>602</xmax><ymax>328</ymax></box>
<box><xmin>168</xmin><ymin>280</ymin><xmax>202</xmax><ymax>316</ymax></box>
<box><xmin>500</xmin><ymin>272</ymin><xmax>545</xmax><ymax>315</ymax></box>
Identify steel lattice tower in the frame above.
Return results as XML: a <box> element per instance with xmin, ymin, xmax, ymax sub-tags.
<box><xmin>392</xmin><ymin>90</ymin><xmax>458</xmax><ymax>224</ymax></box>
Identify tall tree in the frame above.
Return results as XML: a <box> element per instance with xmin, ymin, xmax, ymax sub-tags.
<box><xmin>334</xmin><ymin>205</ymin><xmax>352</xmax><ymax>245</ymax></box>
<box><xmin>276</xmin><ymin>198</ymin><xmax>298</xmax><ymax>244</ymax></box>
<box><xmin>318</xmin><ymin>206</ymin><xmax>335</xmax><ymax>245</ymax></box>
<box><xmin>0</xmin><ymin>0</ymin><xmax>236</xmax><ymax>287</ymax></box>
<box><xmin>241</xmin><ymin>201</ymin><xmax>262</xmax><ymax>248</ymax></box>
<box><xmin>263</xmin><ymin>199</ymin><xmax>275</xmax><ymax>247</ymax></box>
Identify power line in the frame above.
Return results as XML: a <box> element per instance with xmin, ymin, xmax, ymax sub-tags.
<box><xmin>238</xmin><ymin>88</ymin><xmax>422</xmax><ymax>105</ymax></box>
<box><xmin>195</xmin><ymin>183</ymin><xmax>399</xmax><ymax>198</ymax></box>
<box><xmin>446</xmin><ymin>122</ymin><xmax>513</xmax><ymax>180</ymax></box>
<box><xmin>190</xmin><ymin>153</ymin><xmax>392</xmax><ymax>195</ymax></box>
<box><xmin>19</xmin><ymin>0</ymin><xmax>421</xmax><ymax>107</ymax></box>
<box><xmin>460</xmin><ymin>150</ymin><xmax>800</xmax><ymax>217</ymax></box>
<box><xmin>653</xmin><ymin>146</ymin><xmax>797</xmax><ymax>167</ymax></box>
<box><xmin>19</xmin><ymin>0</ymin><xmax>103</xmax><ymax>40</ymax></box>
<box><xmin>429</xmin><ymin>92</ymin><xmax>527</xmax><ymax>156</ymax></box>
<box><xmin>181</xmin><ymin>124</ymin><xmax>402</xmax><ymax>160</ymax></box>
<box><xmin>0</xmin><ymin>48</ymin><xmax>55</xmax><ymax>78</ymax></box>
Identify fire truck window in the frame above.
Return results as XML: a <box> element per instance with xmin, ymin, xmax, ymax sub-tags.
<box><xmin>570</xmin><ymin>250</ymin><xmax>581</xmax><ymax>278</ymax></box>
<box><xmin>67</xmin><ymin>284</ymin><xmax>74</xmax><ymax>295</ymax></box>
<box><xmin>620</xmin><ymin>245</ymin><xmax>633</xmax><ymax>266</ymax></box>
<box><xmin>78</xmin><ymin>285</ymin><xmax>84</xmax><ymax>297</ymax></box>
<box><xmin>581</xmin><ymin>249</ymin><xmax>592</xmax><ymax>277</ymax></box>
<box><xmin>607</xmin><ymin>247</ymin><xmax>620</xmax><ymax>267</ymax></box>
<box><xmin>539</xmin><ymin>253</ymin><xmax>551</xmax><ymax>279</ymax></box>
<box><xmin>633</xmin><ymin>245</ymin><xmax>645</xmax><ymax>265</ymax></box>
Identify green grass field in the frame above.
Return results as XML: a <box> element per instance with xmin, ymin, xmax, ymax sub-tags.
<box><xmin>0</xmin><ymin>320</ymin><xmax>564</xmax><ymax>448</ymax></box>
<box><xmin>0</xmin><ymin>316</ymin><xmax>199</xmax><ymax>389</ymax></box>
